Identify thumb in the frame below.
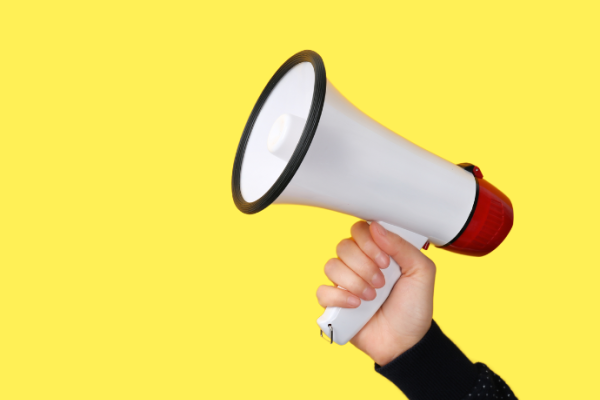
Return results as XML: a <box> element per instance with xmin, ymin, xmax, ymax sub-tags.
<box><xmin>369</xmin><ymin>222</ymin><xmax>436</xmax><ymax>280</ymax></box>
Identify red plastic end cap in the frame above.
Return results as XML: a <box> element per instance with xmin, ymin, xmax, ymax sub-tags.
<box><xmin>443</xmin><ymin>179</ymin><xmax>514</xmax><ymax>257</ymax></box>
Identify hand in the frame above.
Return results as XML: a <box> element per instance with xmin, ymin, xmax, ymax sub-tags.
<box><xmin>316</xmin><ymin>221</ymin><xmax>436</xmax><ymax>366</ymax></box>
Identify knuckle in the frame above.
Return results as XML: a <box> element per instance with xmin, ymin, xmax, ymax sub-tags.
<box><xmin>417</xmin><ymin>259</ymin><xmax>436</xmax><ymax>275</ymax></box>
<box><xmin>347</xmin><ymin>276</ymin><xmax>367</xmax><ymax>294</ymax></box>
<box><xmin>316</xmin><ymin>285</ymin><xmax>325</xmax><ymax>297</ymax></box>
<box><xmin>364</xmin><ymin>258</ymin><xmax>378</xmax><ymax>272</ymax></box>
<box><xmin>391</xmin><ymin>234</ymin><xmax>406</xmax><ymax>247</ymax></box>
<box><xmin>316</xmin><ymin>286</ymin><xmax>327</xmax><ymax>305</ymax></box>
<box><xmin>427</xmin><ymin>260</ymin><xmax>437</xmax><ymax>274</ymax></box>
<box><xmin>350</xmin><ymin>220</ymin><xmax>368</xmax><ymax>236</ymax></box>
<box><xmin>388</xmin><ymin>236</ymin><xmax>408</xmax><ymax>256</ymax></box>
<box><xmin>361</xmin><ymin>240</ymin><xmax>379</xmax><ymax>257</ymax></box>
<box><xmin>317</xmin><ymin>296</ymin><xmax>326</xmax><ymax>307</ymax></box>
<box><xmin>324</xmin><ymin>258</ymin><xmax>338</xmax><ymax>274</ymax></box>
<box><xmin>354</xmin><ymin>258</ymin><xmax>376</xmax><ymax>276</ymax></box>
<box><xmin>336</xmin><ymin>238</ymin><xmax>354</xmax><ymax>255</ymax></box>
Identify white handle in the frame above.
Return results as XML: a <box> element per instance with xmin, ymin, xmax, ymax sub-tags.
<box><xmin>317</xmin><ymin>222</ymin><xmax>429</xmax><ymax>345</ymax></box>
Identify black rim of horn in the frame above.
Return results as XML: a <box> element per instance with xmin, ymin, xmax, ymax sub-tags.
<box><xmin>231</xmin><ymin>50</ymin><xmax>327</xmax><ymax>214</ymax></box>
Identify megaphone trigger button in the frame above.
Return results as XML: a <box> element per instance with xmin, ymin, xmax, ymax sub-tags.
<box><xmin>457</xmin><ymin>163</ymin><xmax>484</xmax><ymax>179</ymax></box>
<box><xmin>422</xmin><ymin>242</ymin><xmax>430</xmax><ymax>250</ymax></box>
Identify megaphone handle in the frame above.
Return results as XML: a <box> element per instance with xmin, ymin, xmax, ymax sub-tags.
<box><xmin>317</xmin><ymin>222</ymin><xmax>429</xmax><ymax>345</ymax></box>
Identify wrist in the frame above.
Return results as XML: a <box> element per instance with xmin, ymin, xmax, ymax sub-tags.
<box><xmin>373</xmin><ymin>349</ymin><xmax>408</xmax><ymax>367</ymax></box>
<box><xmin>372</xmin><ymin>321</ymin><xmax>432</xmax><ymax>366</ymax></box>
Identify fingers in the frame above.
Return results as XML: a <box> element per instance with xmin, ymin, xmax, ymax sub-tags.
<box><xmin>370</xmin><ymin>222</ymin><xmax>436</xmax><ymax>281</ymax></box>
<box><xmin>336</xmin><ymin>238</ymin><xmax>385</xmax><ymax>289</ymax></box>
<box><xmin>351</xmin><ymin>221</ymin><xmax>390</xmax><ymax>269</ymax></box>
<box><xmin>316</xmin><ymin>285</ymin><xmax>361</xmax><ymax>308</ymax></box>
<box><xmin>324</xmin><ymin>258</ymin><xmax>377</xmax><ymax>300</ymax></box>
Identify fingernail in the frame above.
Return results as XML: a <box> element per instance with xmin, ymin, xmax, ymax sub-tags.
<box><xmin>372</xmin><ymin>272</ymin><xmax>385</xmax><ymax>288</ymax></box>
<box><xmin>347</xmin><ymin>296</ymin><xmax>360</xmax><ymax>307</ymax></box>
<box><xmin>376</xmin><ymin>252</ymin><xmax>389</xmax><ymax>268</ymax></box>
<box><xmin>362</xmin><ymin>286</ymin><xmax>376</xmax><ymax>300</ymax></box>
<box><xmin>375</xmin><ymin>223</ymin><xmax>387</xmax><ymax>236</ymax></box>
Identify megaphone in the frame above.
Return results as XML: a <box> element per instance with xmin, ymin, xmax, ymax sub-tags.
<box><xmin>232</xmin><ymin>50</ymin><xmax>513</xmax><ymax>345</ymax></box>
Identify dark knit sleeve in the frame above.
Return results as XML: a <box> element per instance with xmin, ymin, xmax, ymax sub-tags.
<box><xmin>374</xmin><ymin>320</ymin><xmax>516</xmax><ymax>400</ymax></box>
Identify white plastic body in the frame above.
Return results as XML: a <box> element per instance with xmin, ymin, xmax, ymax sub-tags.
<box><xmin>240</xmin><ymin>61</ymin><xmax>478</xmax><ymax>346</ymax></box>
<box><xmin>241</xmin><ymin>62</ymin><xmax>476</xmax><ymax>245</ymax></box>
<box><xmin>273</xmin><ymin>79</ymin><xmax>477</xmax><ymax>246</ymax></box>
<box><xmin>317</xmin><ymin>222</ymin><xmax>428</xmax><ymax>345</ymax></box>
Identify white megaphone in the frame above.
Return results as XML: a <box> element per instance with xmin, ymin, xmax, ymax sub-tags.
<box><xmin>232</xmin><ymin>50</ymin><xmax>513</xmax><ymax>345</ymax></box>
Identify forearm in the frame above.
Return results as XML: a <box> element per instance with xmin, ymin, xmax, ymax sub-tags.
<box><xmin>375</xmin><ymin>321</ymin><xmax>516</xmax><ymax>400</ymax></box>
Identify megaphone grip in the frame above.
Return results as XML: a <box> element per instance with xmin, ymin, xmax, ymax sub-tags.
<box><xmin>317</xmin><ymin>222</ymin><xmax>429</xmax><ymax>345</ymax></box>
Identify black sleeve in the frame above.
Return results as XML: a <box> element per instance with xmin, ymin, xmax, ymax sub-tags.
<box><xmin>374</xmin><ymin>320</ymin><xmax>516</xmax><ymax>399</ymax></box>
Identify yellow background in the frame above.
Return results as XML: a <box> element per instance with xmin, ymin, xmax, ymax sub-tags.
<box><xmin>1</xmin><ymin>1</ymin><xmax>599</xmax><ymax>399</ymax></box>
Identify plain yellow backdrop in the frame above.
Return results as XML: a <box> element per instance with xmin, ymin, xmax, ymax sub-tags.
<box><xmin>1</xmin><ymin>1</ymin><xmax>599</xmax><ymax>399</ymax></box>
